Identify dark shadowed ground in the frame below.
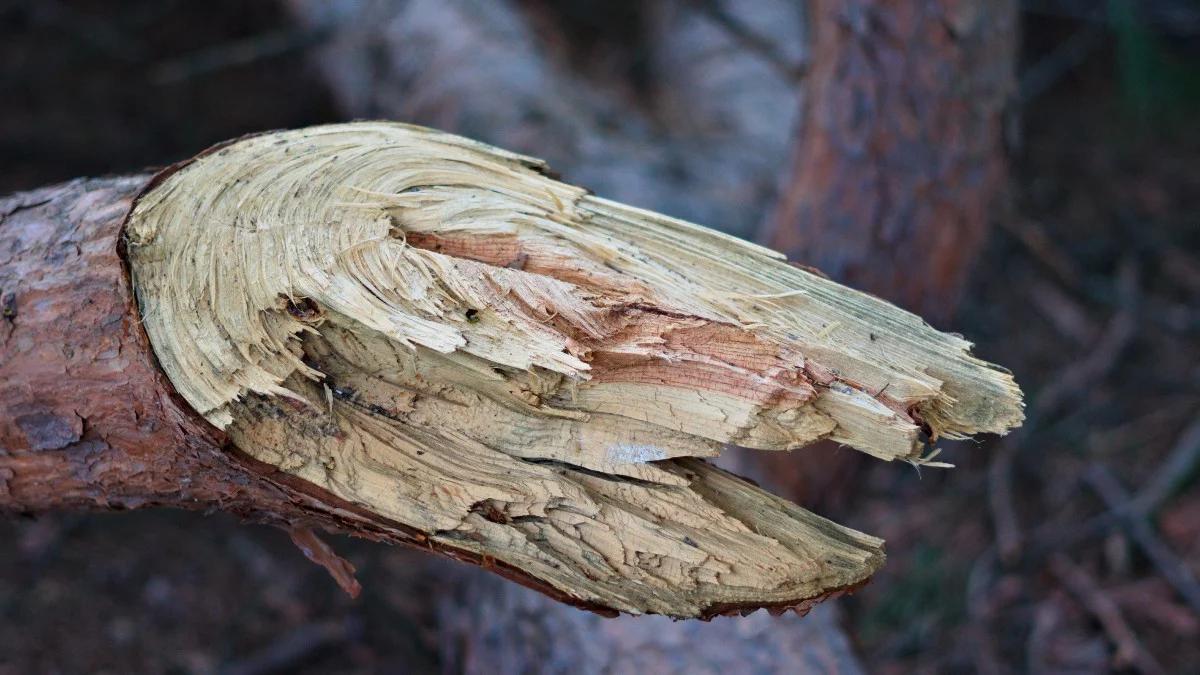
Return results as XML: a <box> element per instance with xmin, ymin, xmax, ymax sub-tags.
<box><xmin>2</xmin><ymin>1</ymin><xmax>1199</xmax><ymax>673</ymax></box>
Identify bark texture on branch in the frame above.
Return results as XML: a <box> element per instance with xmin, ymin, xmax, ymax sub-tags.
<box><xmin>0</xmin><ymin>176</ymin><xmax>306</xmax><ymax>518</ymax></box>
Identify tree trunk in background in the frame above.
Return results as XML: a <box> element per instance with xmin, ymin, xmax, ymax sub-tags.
<box><xmin>286</xmin><ymin>0</ymin><xmax>806</xmax><ymax>240</ymax></box>
<box><xmin>764</xmin><ymin>0</ymin><xmax>1016</xmax><ymax>320</ymax></box>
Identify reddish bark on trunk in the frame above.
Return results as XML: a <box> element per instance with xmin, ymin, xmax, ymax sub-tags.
<box><xmin>763</xmin><ymin>0</ymin><xmax>1016</xmax><ymax>319</ymax></box>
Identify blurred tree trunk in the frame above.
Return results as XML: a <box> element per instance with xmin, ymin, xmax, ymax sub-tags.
<box><xmin>764</xmin><ymin>0</ymin><xmax>1016</xmax><ymax>320</ymax></box>
<box><xmin>287</xmin><ymin>0</ymin><xmax>806</xmax><ymax>240</ymax></box>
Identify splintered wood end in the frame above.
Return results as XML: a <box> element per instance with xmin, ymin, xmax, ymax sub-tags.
<box><xmin>125</xmin><ymin>122</ymin><xmax>1021</xmax><ymax>618</ymax></box>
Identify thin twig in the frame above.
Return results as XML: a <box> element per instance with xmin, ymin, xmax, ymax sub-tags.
<box><xmin>1029</xmin><ymin>259</ymin><xmax>1139</xmax><ymax>421</ymax></box>
<box><xmin>1019</xmin><ymin>22</ymin><xmax>1107</xmax><ymax>104</ymax></box>
<box><xmin>288</xmin><ymin>527</ymin><xmax>362</xmax><ymax>599</ymax></box>
<box><xmin>1025</xmin><ymin>413</ymin><xmax>1200</xmax><ymax>560</ymax></box>
<box><xmin>998</xmin><ymin>218</ymin><xmax>1087</xmax><ymax>292</ymax></box>
<box><xmin>1109</xmin><ymin>578</ymin><xmax>1200</xmax><ymax>637</ymax></box>
<box><xmin>151</xmin><ymin>27</ymin><xmax>328</xmax><ymax>84</ymax></box>
<box><xmin>219</xmin><ymin>616</ymin><xmax>363</xmax><ymax>675</ymax></box>
<box><xmin>1132</xmin><ymin>414</ymin><xmax>1200</xmax><ymax>515</ymax></box>
<box><xmin>1025</xmin><ymin>598</ymin><xmax>1062</xmax><ymax>675</ymax></box>
<box><xmin>965</xmin><ymin>545</ymin><xmax>1005</xmax><ymax>675</ymax></box>
<box><xmin>1085</xmin><ymin>464</ymin><xmax>1200</xmax><ymax>616</ymax></box>
<box><xmin>1027</xmin><ymin>278</ymin><xmax>1098</xmax><ymax>344</ymax></box>
<box><xmin>1050</xmin><ymin>553</ymin><xmax>1163</xmax><ymax>675</ymax></box>
<box><xmin>987</xmin><ymin>260</ymin><xmax>1139</xmax><ymax>560</ymax></box>
<box><xmin>989</xmin><ymin>446</ymin><xmax>1022</xmax><ymax>562</ymax></box>
<box><xmin>691</xmin><ymin>0</ymin><xmax>809</xmax><ymax>82</ymax></box>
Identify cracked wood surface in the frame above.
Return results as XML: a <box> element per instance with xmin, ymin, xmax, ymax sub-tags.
<box><xmin>4</xmin><ymin>174</ymin><xmax>830</xmax><ymax>619</ymax></box>
<box><xmin>111</xmin><ymin>122</ymin><xmax>1021</xmax><ymax>617</ymax></box>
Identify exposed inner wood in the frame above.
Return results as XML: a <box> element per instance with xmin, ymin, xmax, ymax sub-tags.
<box><xmin>123</xmin><ymin>122</ymin><xmax>1022</xmax><ymax>617</ymax></box>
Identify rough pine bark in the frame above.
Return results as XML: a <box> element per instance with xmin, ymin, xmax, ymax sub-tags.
<box><xmin>764</xmin><ymin>0</ymin><xmax>1017</xmax><ymax>319</ymax></box>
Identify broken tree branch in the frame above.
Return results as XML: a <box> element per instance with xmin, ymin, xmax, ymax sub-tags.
<box><xmin>2</xmin><ymin>123</ymin><xmax>1023</xmax><ymax>619</ymax></box>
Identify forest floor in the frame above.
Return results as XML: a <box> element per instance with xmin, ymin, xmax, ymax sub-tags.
<box><xmin>2</xmin><ymin>2</ymin><xmax>1198</xmax><ymax>673</ymax></box>
<box><xmin>847</xmin><ymin>72</ymin><xmax>1200</xmax><ymax>673</ymax></box>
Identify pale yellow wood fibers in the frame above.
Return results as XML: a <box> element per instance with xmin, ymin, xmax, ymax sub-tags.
<box><xmin>126</xmin><ymin>122</ymin><xmax>1022</xmax><ymax>617</ymax></box>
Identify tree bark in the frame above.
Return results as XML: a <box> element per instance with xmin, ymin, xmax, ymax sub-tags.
<box><xmin>763</xmin><ymin>0</ymin><xmax>1016</xmax><ymax>319</ymax></box>
<box><xmin>0</xmin><ymin>176</ymin><xmax>296</xmax><ymax>517</ymax></box>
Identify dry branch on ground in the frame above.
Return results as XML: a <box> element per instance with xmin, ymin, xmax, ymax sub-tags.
<box><xmin>2</xmin><ymin>122</ymin><xmax>1023</xmax><ymax>619</ymax></box>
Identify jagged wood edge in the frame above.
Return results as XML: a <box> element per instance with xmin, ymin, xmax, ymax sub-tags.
<box><xmin>117</xmin><ymin>130</ymin><xmax>880</xmax><ymax>619</ymax></box>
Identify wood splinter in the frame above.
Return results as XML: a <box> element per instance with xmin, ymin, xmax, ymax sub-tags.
<box><xmin>2</xmin><ymin>122</ymin><xmax>1023</xmax><ymax>619</ymax></box>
